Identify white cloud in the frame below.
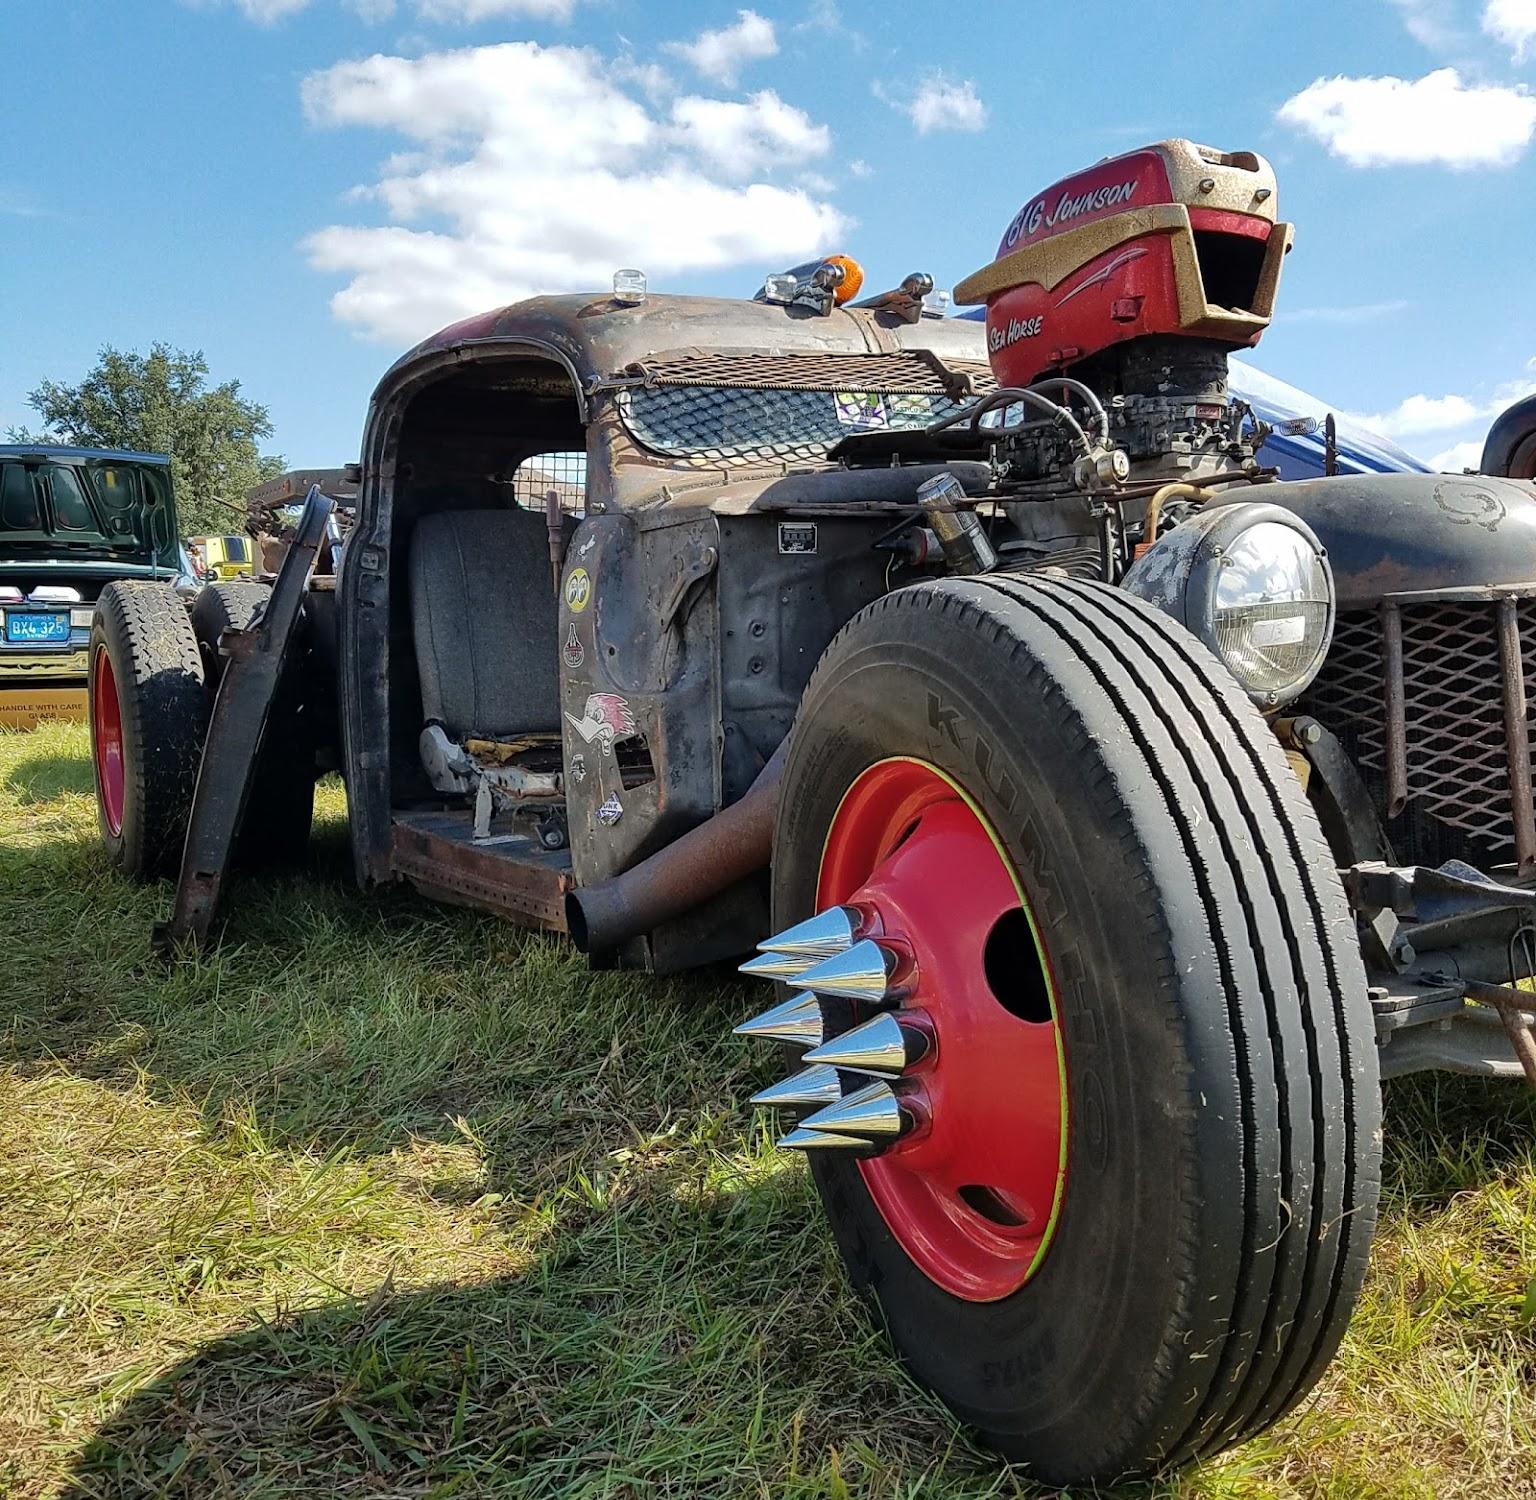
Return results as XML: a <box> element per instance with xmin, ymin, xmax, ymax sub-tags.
<box><xmin>232</xmin><ymin>0</ymin><xmax>310</xmax><ymax>19</ymax></box>
<box><xmin>1483</xmin><ymin>0</ymin><xmax>1536</xmax><ymax>58</ymax></box>
<box><xmin>1277</xmin><ymin>68</ymin><xmax>1536</xmax><ymax>167</ymax></box>
<box><xmin>1428</xmin><ymin>439</ymin><xmax>1485</xmax><ymax>471</ymax></box>
<box><xmin>670</xmin><ymin>90</ymin><xmax>830</xmax><ymax>178</ymax></box>
<box><xmin>302</xmin><ymin>42</ymin><xmax>846</xmax><ymax>343</ymax></box>
<box><xmin>666</xmin><ymin>10</ymin><xmax>777</xmax><ymax>85</ymax></box>
<box><xmin>1353</xmin><ymin>367</ymin><xmax>1536</xmax><ymax>457</ymax></box>
<box><xmin>848</xmin><ymin>158</ymin><xmax>872</xmax><ymax>178</ymax></box>
<box><xmin>1284</xmin><ymin>299</ymin><xmax>1410</xmax><ymax>325</ymax></box>
<box><xmin>1359</xmin><ymin>392</ymin><xmax>1483</xmax><ymax>436</ymax></box>
<box><xmin>1387</xmin><ymin>0</ymin><xmax>1465</xmax><ymax>50</ymax></box>
<box><xmin>416</xmin><ymin>0</ymin><xmax>577</xmax><ymax>19</ymax></box>
<box><xmin>206</xmin><ymin>0</ymin><xmax>573</xmax><ymax>21</ymax></box>
<box><xmin>883</xmin><ymin>73</ymin><xmax>987</xmax><ymax>134</ymax></box>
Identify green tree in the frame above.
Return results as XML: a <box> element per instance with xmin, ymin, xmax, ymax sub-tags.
<box><xmin>11</xmin><ymin>344</ymin><xmax>285</xmax><ymax>535</ymax></box>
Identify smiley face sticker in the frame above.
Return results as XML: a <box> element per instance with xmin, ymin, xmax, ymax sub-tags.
<box><xmin>564</xmin><ymin>567</ymin><xmax>592</xmax><ymax>612</ymax></box>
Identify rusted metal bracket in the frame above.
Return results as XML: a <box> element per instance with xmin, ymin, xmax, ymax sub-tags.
<box><xmin>153</xmin><ymin>487</ymin><xmax>334</xmax><ymax>955</ymax></box>
<box><xmin>1461</xmin><ymin>980</ymin><xmax>1536</xmax><ymax>1087</ymax></box>
<box><xmin>1344</xmin><ymin>858</ymin><xmax>1536</xmax><ymax>926</ymax></box>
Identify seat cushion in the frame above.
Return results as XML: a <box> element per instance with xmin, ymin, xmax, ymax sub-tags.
<box><xmin>409</xmin><ymin>509</ymin><xmax>560</xmax><ymax>739</ymax></box>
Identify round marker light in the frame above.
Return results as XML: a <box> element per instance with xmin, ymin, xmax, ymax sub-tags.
<box><xmin>1122</xmin><ymin>502</ymin><xmax>1334</xmax><ymax>708</ymax></box>
<box><xmin>612</xmin><ymin>268</ymin><xmax>647</xmax><ymax>306</ymax></box>
<box><xmin>818</xmin><ymin>253</ymin><xmax>864</xmax><ymax>304</ymax></box>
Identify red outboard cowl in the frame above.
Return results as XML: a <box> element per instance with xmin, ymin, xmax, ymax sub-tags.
<box><xmin>955</xmin><ymin>140</ymin><xmax>1292</xmax><ymax>389</ymax></box>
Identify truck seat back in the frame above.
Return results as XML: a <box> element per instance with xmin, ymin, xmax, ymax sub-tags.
<box><xmin>408</xmin><ymin>509</ymin><xmax>559</xmax><ymax>739</ymax></box>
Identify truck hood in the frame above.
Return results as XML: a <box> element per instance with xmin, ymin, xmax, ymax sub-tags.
<box><xmin>1242</xmin><ymin>472</ymin><xmax>1536</xmax><ymax>609</ymax></box>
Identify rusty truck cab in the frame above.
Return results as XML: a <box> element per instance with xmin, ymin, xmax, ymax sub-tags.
<box><xmin>339</xmin><ymin>292</ymin><xmax>993</xmax><ymax>968</ymax></box>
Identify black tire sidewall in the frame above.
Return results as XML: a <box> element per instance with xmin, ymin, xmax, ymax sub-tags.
<box><xmin>771</xmin><ymin>582</ymin><xmax>1345</xmax><ymax>1478</ymax></box>
<box><xmin>89</xmin><ymin>584</ymin><xmax>207</xmax><ymax>881</ymax></box>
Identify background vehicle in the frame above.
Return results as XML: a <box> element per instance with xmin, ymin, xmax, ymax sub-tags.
<box><xmin>1</xmin><ymin>444</ymin><xmax>186</xmax><ymax>729</ymax></box>
<box><xmin>186</xmin><ymin>533</ymin><xmax>255</xmax><ymax>580</ymax></box>
<box><xmin>88</xmin><ymin>139</ymin><xmax>1536</xmax><ymax>1483</ymax></box>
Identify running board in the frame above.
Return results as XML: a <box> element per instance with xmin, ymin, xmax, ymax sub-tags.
<box><xmin>153</xmin><ymin>487</ymin><xmax>333</xmax><ymax>954</ymax></box>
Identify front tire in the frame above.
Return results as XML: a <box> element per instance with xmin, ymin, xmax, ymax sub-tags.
<box><xmin>89</xmin><ymin>582</ymin><xmax>207</xmax><ymax>881</ymax></box>
<box><xmin>189</xmin><ymin>581</ymin><xmax>315</xmax><ymax>870</ymax></box>
<box><xmin>768</xmin><ymin>576</ymin><xmax>1380</xmax><ymax>1483</ymax></box>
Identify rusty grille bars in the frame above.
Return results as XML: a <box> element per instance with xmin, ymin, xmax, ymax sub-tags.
<box><xmin>1301</xmin><ymin>591</ymin><xmax>1536</xmax><ymax>873</ymax></box>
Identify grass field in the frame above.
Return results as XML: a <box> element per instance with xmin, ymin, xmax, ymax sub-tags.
<box><xmin>1</xmin><ymin>721</ymin><xmax>1534</xmax><ymax>1499</ymax></box>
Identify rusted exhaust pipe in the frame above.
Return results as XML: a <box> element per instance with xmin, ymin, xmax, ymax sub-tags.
<box><xmin>565</xmin><ymin>739</ymin><xmax>787</xmax><ymax>954</ymax></box>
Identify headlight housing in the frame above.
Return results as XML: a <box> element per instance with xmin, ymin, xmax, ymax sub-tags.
<box><xmin>1122</xmin><ymin>501</ymin><xmax>1335</xmax><ymax>708</ymax></box>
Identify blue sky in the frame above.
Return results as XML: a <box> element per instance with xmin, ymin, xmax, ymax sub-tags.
<box><xmin>3</xmin><ymin>0</ymin><xmax>1534</xmax><ymax>471</ymax></box>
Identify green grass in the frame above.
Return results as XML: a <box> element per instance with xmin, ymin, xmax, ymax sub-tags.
<box><xmin>1</xmin><ymin>722</ymin><xmax>1533</xmax><ymax>1498</ymax></box>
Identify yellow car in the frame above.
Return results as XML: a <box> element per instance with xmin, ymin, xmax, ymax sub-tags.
<box><xmin>187</xmin><ymin>534</ymin><xmax>254</xmax><ymax>580</ymax></box>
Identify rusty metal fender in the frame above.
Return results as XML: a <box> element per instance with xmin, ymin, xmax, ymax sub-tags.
<box><xmin>560</xmin><ymin>506</ymin><xmax>722</xmax><ymax>886</ymax></box>
<box><xmin>1237</xmin><ymin>472</ymin><xmax>1536</xmax><ymax>610</ymax></box>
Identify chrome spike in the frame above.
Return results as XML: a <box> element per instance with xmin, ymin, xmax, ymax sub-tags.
<box><xmin>802</xmin><ymin>1011</ymin><xmax>927</xmax><ymax>1078</ymax></box>
<box><xmin>777</xmin><ymin>1125</ymin><xmax>871</xmax><ymax>1151</ymax></box>
<box><xmin>757</xmin><ymin>906</ymin><xmax>859</xmax><ymax>959</ymax></box>
<box><xmin>794</xmin><ymin>939</ymin><xmax>896</xmax><ymax>1003</ymax></box>
<box><xmin>732</xmin><ymin>991</ymin><xmax>825</xmax><ymax>1047</ymax></box>
<box><xmin>738</xmin><ymin>949</ymin><xmax>822</xmax><ymax>982</ymax></box>
<box><xmin>750</xmin><ymin>1063</ymin><xmax>844</xmax><ymax>1109</ymax></box>
<box><xmin>801</xmin><ymin>1080</ymin><xmax>906</xmax><ymax>1138</ymax></box>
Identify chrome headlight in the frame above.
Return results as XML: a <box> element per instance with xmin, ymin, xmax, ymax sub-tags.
<box><xmin>1122</xmin><ymin>502</ymin><xmax>1334</xmax><ymax>708</ymax></box>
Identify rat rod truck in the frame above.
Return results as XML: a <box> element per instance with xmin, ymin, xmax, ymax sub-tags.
<box><xmin>87</xmin><ymin>140</ymin><xmax>1536</xmax><ymax>1484</ymax></box>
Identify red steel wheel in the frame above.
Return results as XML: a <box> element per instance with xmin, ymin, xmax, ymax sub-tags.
<box><xmin>92</xmin><ymin>646</ymin><xmax>126</xmax><ymax>838</ymax></box>
<box><xmin>763</xmin><ymin>577</ymin><xmax>1378</xmax><ymax>1483</ymax></box>
<box><xmin>817</xmin><ymin>757</ymin><xmax>1065</xmax><ymax>1301</ymax></box>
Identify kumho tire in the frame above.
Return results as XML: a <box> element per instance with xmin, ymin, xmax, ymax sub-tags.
<box><xmin>770</xmin><ymin>575</ymin><xmax>1380</xmax><ymax>1483</ymax></box>
<box><xmin>89</xmin><ymin>581</ymin><xmax>207</xmax><ymax>881</ymax></box>
<box><xmin>189</xmin><ymin>581</ymin><xmax>315</xmax><ymax>870</ymax></box>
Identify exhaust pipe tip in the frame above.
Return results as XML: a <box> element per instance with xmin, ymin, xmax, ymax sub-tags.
<box><xmin>565</xmin><ymin>889</ymin><xmax>595</xmax><ymax>953</ymax></box>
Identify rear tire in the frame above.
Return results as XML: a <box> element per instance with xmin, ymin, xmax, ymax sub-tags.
<box><xmin>89</xmin><ymin>582</ymin><xmax>207</xmax><ymax>881</ymax></box>
<box><xmin>770</xmin><ymin>576</ymin><xmax>1380</xmax><ymax>1483</ymax></box>
<box><xmin>190</xmin><ymin>581</ymin><xmax>315</xmax><ymax>870</ymax></box>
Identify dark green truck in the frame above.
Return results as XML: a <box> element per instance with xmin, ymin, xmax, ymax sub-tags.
<box><xmin>0</xmin><ymin>445</ymin><xmax>189</xmax><ymax>727</ymax></box>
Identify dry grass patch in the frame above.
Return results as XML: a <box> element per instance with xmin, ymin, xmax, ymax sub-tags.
<box><xmin>1</xmin><ymin>722</ymin><xmax>1533</xmax><ymax>1497</ymax></box>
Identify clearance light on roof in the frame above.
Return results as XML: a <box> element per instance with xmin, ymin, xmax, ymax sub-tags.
<box><xmin>757</xmin><ymin>254</ymin><xmax>866</xmax><ymax>317</ymax></box>
<box><xmin>612</xmin><ymin>268</ymin><xmax>647</xmax><ymax>306</ymax></box>
<box><xmin>819</xmin><ymin>254</ymin><xmax>864</xmax><ymax>304</ymax></box>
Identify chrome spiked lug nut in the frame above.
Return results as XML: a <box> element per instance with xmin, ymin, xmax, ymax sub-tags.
<box><xmin>738</xmin><ymin>949</ymin><xmax>822</xmax><ymax>982</ymax></box>
<box><xmin>802</xmin><ymin>1011</ymin><xmax>930</xmax><ymax>1078</ymax></box>
<box><xmin>801</xmin><ymin>1080</ymin><xmax>908</xmax><ymax>1138</ymax></box>
<box><xmin>793</xmin><ymin>939</ymin><xmax>898</xmax><ymax>1003</ymax></box>
<box><xmin>777</xmin><ymin>1125</ymin><xmax>872</xmax><ymax>1151</ymax></box>
<box><xmin>750</xmin><ymin>1063</ymin><xmax>844</xmax><ymax>1109</ymax></box>
<box><xmin>733</xmin><ymin>991</ymin><xmax>826</xmax><ymax>1047</ymax></box>
<box><xmin>756</xmin><ymin>906</ymin><xmax>859</xmax><ymax>960</ymax></box>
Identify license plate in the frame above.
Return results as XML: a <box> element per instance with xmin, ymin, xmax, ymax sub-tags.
<box><xmin>5</xmin><ymin>611</ymin><xmax>71</xmax><ymax>643</ymax></box>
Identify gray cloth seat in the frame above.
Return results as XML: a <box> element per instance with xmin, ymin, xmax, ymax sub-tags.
<box><xmin>409</xmin><ymin>509</ymin><xmax>560</xmax><ymax>740</ymax></box>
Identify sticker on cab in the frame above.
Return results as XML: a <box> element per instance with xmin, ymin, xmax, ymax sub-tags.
<box><xmin>564</xmin><ymin>567</ymin><xmax>592</xmax><ymax>612</ymax></box>
<box><xmin>778</xmin><ymin>522</ymin><xmax>817</xmax><ymax>555</ymax></box>
<box><xmin>834</xmin><ymin>392</ymin><xmax>889</xmax><ymax>430</ymax></box>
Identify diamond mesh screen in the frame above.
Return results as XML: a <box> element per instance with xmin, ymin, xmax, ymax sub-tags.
<box><xmin>1300</xmin><ymin>600</ymin><xmax>1534</xmax><ymax>864</ymax></box>
<box><xmin>631</xmin><ymin>351</ymin><xmax>995</xmax><ymax>394</ymax></box>
<box><xmin>619</xmin><ymin>385</ymin><xmax>971</xmax><ymax>467</ymax></box>
<box><xmin>612</xmin><ymin>350</ymin><xmax>994</xmax><ymax>468</ymax></box>
<box><xmin>512</xmin><ymin>452</ymin><xmax>586</xmax><ymax>512</ymax></box>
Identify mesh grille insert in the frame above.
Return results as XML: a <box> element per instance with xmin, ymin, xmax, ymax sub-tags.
<box><xmin>1300</xmin><ymin>599</ymin><xmax>1534</xmax><ymax>864</ymax></box>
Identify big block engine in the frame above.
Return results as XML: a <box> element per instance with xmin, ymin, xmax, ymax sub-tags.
<box><xmin>956</xmin><ymin>138</ymin><xmax>1290</xmax><ymax>493</ymax></box>
<box><xmin>901</xmin><ymin>139</ymin><xmax>1297</xmax><ymax>573</ymax></box>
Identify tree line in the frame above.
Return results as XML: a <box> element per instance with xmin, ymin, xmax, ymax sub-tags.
<box><xmin>8</xmin><ymin>344</ymin><xmax>285</xmax><ymax>537</ymax></box>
